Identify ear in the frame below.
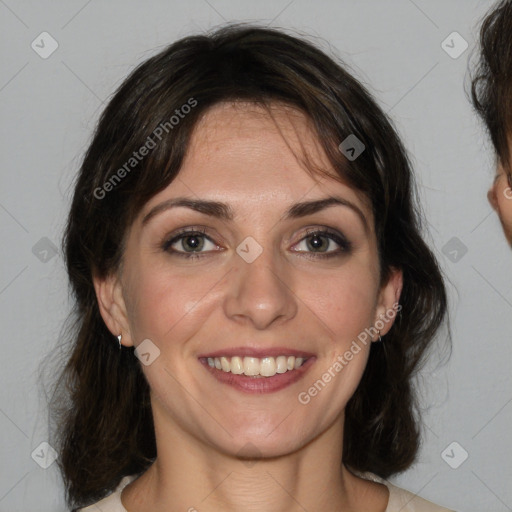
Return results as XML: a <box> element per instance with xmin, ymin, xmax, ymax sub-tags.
<box><xmin>93</xmin><ymin>271</ymin><xmax>134</xmax><ymax>347</ymax></box>
<box><xmin>488</xmin><ymin>186</ymin><xmax>498</xmax><ymax>212</ymax></box>
<box><xmin>373</xmin><ymin>266</ymin><xmax>403</xmax><ymax>339</ymax></box>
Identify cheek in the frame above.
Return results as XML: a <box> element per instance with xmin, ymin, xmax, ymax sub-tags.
<box><xmin>300</xmin><ymin>263</ymin><xmax>379</xmax><ymax>342</ymax></box>
<box><xmin>124</xmin><ymin>260</ymin><xmax>220</xmax><ymax>343</ymax></box>
<box><xmin>294</xmin><ymin>270</ymin><xmax>377</xmax><ymax>424</ymax></box>
<box><xmin>124</xmin><ymin>248</ymin><xmax>380</xmax><ymax>354</ymax></box>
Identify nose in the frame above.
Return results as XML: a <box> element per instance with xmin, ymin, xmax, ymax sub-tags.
<box><xmin>223</xmin><ymin>246</ymin><xmax>298</xmax><ymax>330</ymax></box>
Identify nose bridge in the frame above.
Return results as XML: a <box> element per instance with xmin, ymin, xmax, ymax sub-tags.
<box><xmin>223</xmin><ymin>238</ymin><xmax>297</xmax><ymax>329</ymax></box>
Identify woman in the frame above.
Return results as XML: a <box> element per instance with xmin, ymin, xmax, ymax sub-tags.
<box><xmin>471</xmin><ymin>0</ymin><xmax>512</xmax><ymax>247</ymax></box>
<box><xmin>50</xmin><ymin>24</ymin><xmax>454</xmax><ymax>511</ymax></box>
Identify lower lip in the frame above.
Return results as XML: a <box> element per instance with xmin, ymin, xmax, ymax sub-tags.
<box><xmin>199</xmin><ymin>357</ymin><xmax>316</xmax><ymax>394</ymax></box>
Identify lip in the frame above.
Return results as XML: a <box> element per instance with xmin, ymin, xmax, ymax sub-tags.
<box><xmin>198</xmin><ymin>355</ymin><xmax>316</xmax><ymax>394</ymax></box>
<box><xmin>197</xmin><ymin>346</ymin><xmax>316</xmax><ymax>359</ymax></box>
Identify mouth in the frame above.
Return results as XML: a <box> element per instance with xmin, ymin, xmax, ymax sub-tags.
<box><xmin>198</xmin><ymin>348</ymin><xmax>316</xmax><ymax>394</ymax></box>
<box><xmin>200</xmin><ymin>355</ymin><xmax>308</xmax><ymax>377</ymax></box>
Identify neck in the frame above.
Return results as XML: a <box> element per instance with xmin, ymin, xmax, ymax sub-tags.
<box><xmin>121</xmin><ymin>396</ymin><xmax>387</xmax><ymax>512</ymax></box>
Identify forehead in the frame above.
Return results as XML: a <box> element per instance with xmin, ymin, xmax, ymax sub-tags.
<box><xmin>134</xmin><ymin>101</ymin><xmax>375</xmax><ymax>234</ymax></box>
<box><xmin>186</xmin><ymin>101</ymin><xmax>328</xmax><ymax>174</ymax></box>
<box><xmin>173</xmin><ymin>101</ymin><xmax>368</xmax><ymax>208</ymax></box>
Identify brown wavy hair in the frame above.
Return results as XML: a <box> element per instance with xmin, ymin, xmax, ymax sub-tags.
<box><xmin>46</xmin><ymin>23</ymin><xmax>448</xmax><ymax>511</ymax></box>
<box><xmin>470</xmin><ymin>0</ymin><xmax>512</xmax><ymax>179</ymax></box>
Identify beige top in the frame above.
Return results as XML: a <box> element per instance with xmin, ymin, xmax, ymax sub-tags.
<box><xmin>78</xmin><ymin>472</ymin><xmax>455</xmax><ymax>511</ymax></box>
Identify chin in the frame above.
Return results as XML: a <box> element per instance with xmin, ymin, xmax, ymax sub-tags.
<box><xmin>226</xmin><ymin>434</ymin><xmax>309</xmax><ymax>461</ymax></box>
<box><xmin>207</xmin><ymin>419</ymin><xmax>315</xmax><ymax>460</ymax></box>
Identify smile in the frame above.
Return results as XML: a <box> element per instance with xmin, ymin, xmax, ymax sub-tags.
<box><xmin>198</xmin><ymin>348</ymin><xmax>316</xmax><ymax>393</ymax></box>
<box><xmin>205</xmin><ymin>355</ymin><xmax>307</xmax><ymax>377</ymax></box>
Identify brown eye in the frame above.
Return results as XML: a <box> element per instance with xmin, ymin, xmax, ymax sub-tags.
<box><xmin>292</xmin><ymin>228</ymin><xmax>352</xmax><ymax>259</ymax></box>
<box><xmin>176</xmin><ymin>234</ymin><xmax>206</xmax><ymax>252</ymax></box>
<box><xmin>162</xmin><ymin>228</ymin><xmax>220</xmax><ymax>259</ymax></box>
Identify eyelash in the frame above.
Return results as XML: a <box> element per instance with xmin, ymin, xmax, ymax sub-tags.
<box><xmin>161</xmin><ymin>227</ymin><xmax>352</xmax><ymax>261</ymax></box>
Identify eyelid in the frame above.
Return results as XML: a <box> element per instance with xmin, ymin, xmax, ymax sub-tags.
<box><xmin>161</xmin><ymin>224</ymin><xmax>352</xmax><ymax>258</ymax></box>
<box><xmin>161</xmin><ymin>226</ymin><xmax>220</xmax><ymax>251</ymax></box>
<box><xmin>291</xmin><ymin>226</ymin><xmax>352</xmax><ymax>253</ymax></box>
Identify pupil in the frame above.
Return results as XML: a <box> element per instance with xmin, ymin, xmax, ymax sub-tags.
<box><xmin>309</xmin><ymin>235</ymin><xmax>326</xmax><ymax>252</ymax></box>
<box><xmin>185</xmin><ymin>235</ymin><xmax>203</xmax><ymax>251</ymax></box>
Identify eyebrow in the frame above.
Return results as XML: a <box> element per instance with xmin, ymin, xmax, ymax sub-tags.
<box><xmin>141</xmin><ymin>196</ymin><xmax>369</xmax><ymax>231</ymax></box>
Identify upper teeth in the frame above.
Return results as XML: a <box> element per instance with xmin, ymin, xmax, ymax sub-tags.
<box><xmin>206</xmin><ymin>356</ymin><xmax>305</xmax><ymax>377</ymax></box>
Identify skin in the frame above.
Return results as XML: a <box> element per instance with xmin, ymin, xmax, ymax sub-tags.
<box><xmin>94</xmin><ymin>102</ymin><xmax>402</xmax><ymax>512</ymax></box>
<box><xmin>488</xmin><ymin>160</ymin><xmax>512</xmax><ymax>246</ymax></box>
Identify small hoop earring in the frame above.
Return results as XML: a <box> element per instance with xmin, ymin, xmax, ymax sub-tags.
<box><xmin>117</xmin><ymin>334</ymin><xmax>122</xmax><ymax>350</ymax></box>
<box><xmin>377</xmin><ymin>329</ymin><xmax>382</xmax><ymax>342</ymax></box>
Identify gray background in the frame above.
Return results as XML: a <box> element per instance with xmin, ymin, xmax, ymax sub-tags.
<box><xmin>1</xmin><ymin>1</ymin><xmax>511</xmax><ymax>511</ymax></box>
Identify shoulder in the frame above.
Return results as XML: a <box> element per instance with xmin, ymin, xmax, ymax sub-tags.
<box><xmin>385</xmin><ymin>480</ymin><xmax>455</xmax><ymax>512</ymax></box>
<box><xmin>76</xmin><ymin>475</ymin><xmax>136</xmax><ymax>512</ymax></box>
<box><xmin>360</xmin><ymin>472</ymin><xmax>456</xmax><ymax>512</ymax></box>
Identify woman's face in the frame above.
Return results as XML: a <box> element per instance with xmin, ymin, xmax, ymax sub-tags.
<box><xmin>96</xmin><ymin>102</ymin><xmax>401</xmax><ymax>459</ymax></box>
<box><xmin>488</xmin><ymin>160</ymin><xmax>512</xmax><ymax>246</ymax></box>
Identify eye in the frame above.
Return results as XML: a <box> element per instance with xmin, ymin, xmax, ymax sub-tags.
<box><xmin>292</xmin><ymin>228</ymin><xmax>352</xmax><ymax>259</ymax></box>
<box><xmin>162</xmin><ymin>228</ymin><xmax>221</xmax><ymax>259</ymax></box>
<box><xmin>162</xmin><ymin>226</ymin><xmax>351</xmax><ymax>261</ymax></box>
